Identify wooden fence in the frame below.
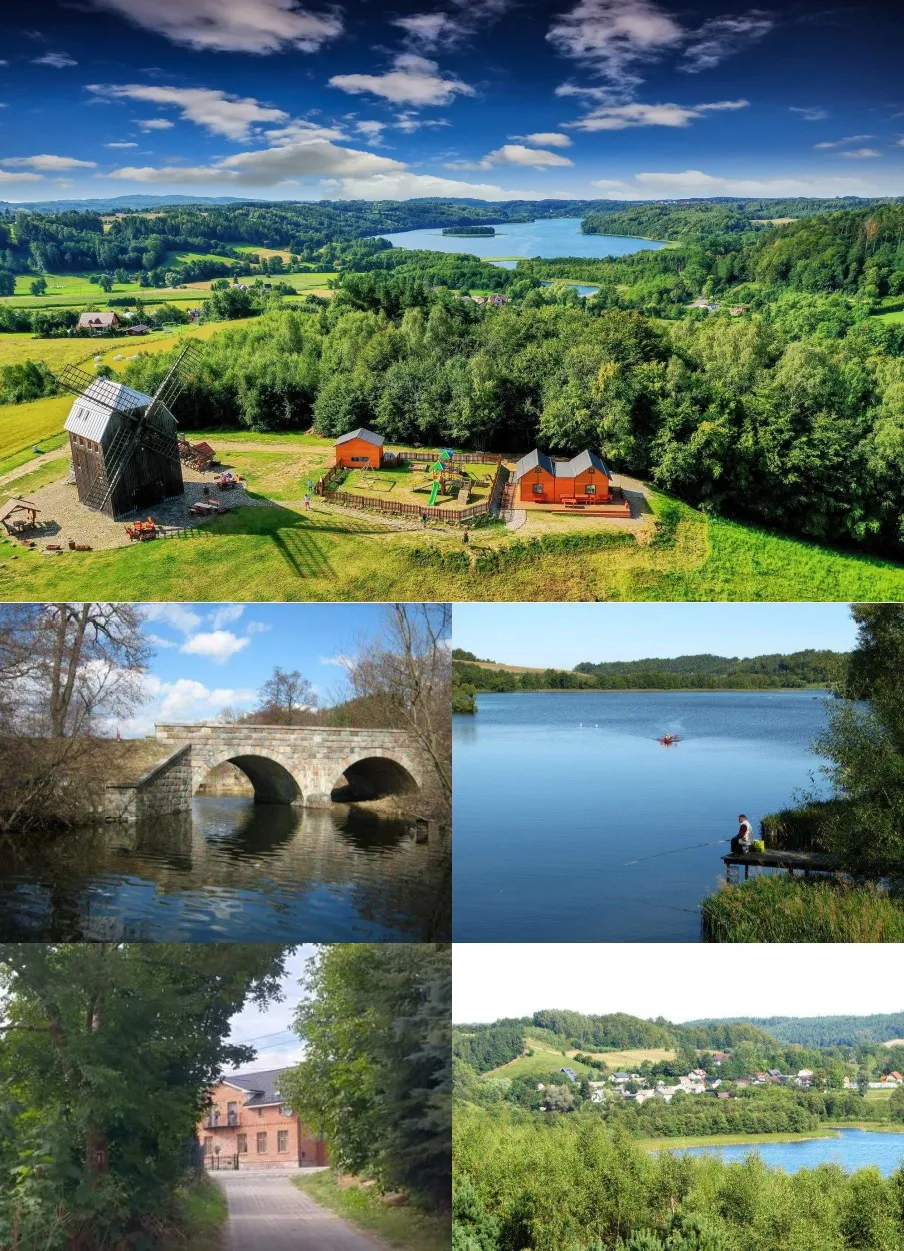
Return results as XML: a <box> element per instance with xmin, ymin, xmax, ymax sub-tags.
<box><xmin>315</xmin><ymin>457</ymin><xmax>506</xmax><ymax>525</ymax></box>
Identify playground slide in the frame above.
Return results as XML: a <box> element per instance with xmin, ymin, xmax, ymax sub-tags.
<box><xmin>428</xmin><ymin>480</ymin><xmax>440</xmax><ymax>507</ymax></box>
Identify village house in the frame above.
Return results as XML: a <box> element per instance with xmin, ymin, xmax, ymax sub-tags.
<box><xmin>334</xmin><ymin>427</ymin><xmax>385</xmax><ymax>469</ymax></box>
<box><xmin>511</xmin><ymin>448</ymin><xmax>614</xmax><ymax>506</ymax></box>
<box><xmin>77</xmin><ymin>311</ymin><xmax>120</xmax><ymax>334</ymax></box>
<box><xmin>198</xmin><ymin>1068</ymin><xmax>327</xmax><ymax>1170</ymax></box>
<box><xmin>560</xmin><ymin>1066</ymin><xmax>578</xmax><ymax>1084</ymax></box>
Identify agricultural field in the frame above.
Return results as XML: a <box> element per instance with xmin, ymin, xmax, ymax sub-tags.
<box><xmin>0</xmin><ymin>269</ymin><xmax>336</xmax><ymax>309</ymax></box>
<box><xmin>486</xmin><ymin>1041</ymin><xmax>677</xmax><ymax>1079</ymax></box>
<box><xmin>3</xmin><ymin>487</ymin><xmax>904</xmax><ymax>602</ymax></box>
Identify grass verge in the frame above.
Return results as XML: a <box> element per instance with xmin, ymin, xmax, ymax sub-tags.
<box><xmin>160</xmin><ymin>1173</ymin><xmax>227</xmax><ymax>1251</ymax></box>
<box><xmin>701</xmin><ymin>876</ymin><xmax>904</xmax><ymax>942</ymax></box>
<box><xmin>292</xmin><ymin>1171</ymin><xmax>449</xmax><ymax>1251</ymax></box>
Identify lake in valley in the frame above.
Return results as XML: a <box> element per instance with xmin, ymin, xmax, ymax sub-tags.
<box><xmin>0</xmin><ymin>797</ymin><xmax>450</xmax><ymax>942</ymax></box>
<box><xmin>453</xmin><ymin>689</ymin><xmax>829</xmax><ymax>942</ymax></box>
<box><xmin>376</xmin><ymin>216</ymin><xmax>666</xmax><ymax>268</ymax></box>
<box><xmin>663</xmin><ymin>1128</ymin><xmax>904</xmax><ymax>1176</ymax></box>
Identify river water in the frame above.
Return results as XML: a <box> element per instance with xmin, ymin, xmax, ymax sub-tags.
<box><xmin>0</xmin><ymin>798</ymin><xmax>450</xmax><ymax>942</ymax></box>
<box><xmin>664</xmin><ymin>1128</ymin><xmax>904</xmax><ymax>1176</ymax></box>
<box><xmin>453</xmin><ymin>689</ymin><xmax>829</xmax><ymax>943</ymax></box>
<box><xmin>376</xmin><ymin>216</ymin><xmax>666</xmax><ymax>266</ymax></box>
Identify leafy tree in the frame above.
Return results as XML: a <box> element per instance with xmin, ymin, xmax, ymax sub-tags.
<box><xmin>29</xmin><ymin>276</ymin><xmax>47</xmax><ymax>296</ymax></box>
<box><xmin>283</xmin><ymin>943</ymin><xmax>451</xmax><ymax>1209</ymax></box>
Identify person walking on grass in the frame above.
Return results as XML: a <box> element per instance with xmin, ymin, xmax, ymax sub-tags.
<box><xmin>731</xmin><ymin>814</ymin><xmax>754</xmax><ymax>855</ymax></box>
<box><xmin>303</xmin><ymin>493</ymin><xmax>311</xmax><ymax>512</ymax></box>
<box><xmin>421</xmin><ymin>512</ymin><xmax>428</xmax><ymax>529</ymax></box>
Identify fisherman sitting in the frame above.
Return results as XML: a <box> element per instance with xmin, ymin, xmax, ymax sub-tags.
<box><xmin>731</xmin><ymin>813</ymin><xmax>754</xmax><ymax>855</ymax></box>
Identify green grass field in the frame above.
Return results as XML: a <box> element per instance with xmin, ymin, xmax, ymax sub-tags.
<box><xmin>292</xmin><ymin>1172</ymin><xmax>448</xmax><ymax>1251</ymax></box>
<box><xmin>2</xmin><ymin>489</ymin><xmax>904</xmax><ymax>602</ymax></box>
<box><xmin>487</xmin><ymin>1042</ymin><xmax>676</xmax><ymax>1078</ymax></box>
<box><xmin>865</xmin><ymin>1089</ymin><xmax>896</xmax><ymax>1101</ymax></box>
<box><xmin>341</xmin><ymin>460</ymin><xmax>498</xmax><ymax>508</ymax></box>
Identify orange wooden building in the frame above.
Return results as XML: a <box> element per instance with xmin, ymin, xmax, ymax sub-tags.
<box><xmin>511</xmin><ymin>448</ymin><xmax>613</xmax><ymax>504</ymax></box>
<box><xmin>198</xmin><ymin>1068</ymin><xmax>328</xmax><ymax>1171</ymax></box>
<box><xmin>335</xmin><ymin>427</ymin><xmax>385</xmax><ymax>468</ymax></box>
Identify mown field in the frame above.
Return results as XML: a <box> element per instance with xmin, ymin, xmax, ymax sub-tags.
<box><xmin>0</xmin><ymin>269</ymin><xmax>334</xmax><ymax>309</ymax></box>
<box><xmin>3</xmin><ymin>489</ymin><xmax>904</xmax><ymax>602</ymax></box>
<box><xmin>487</xmin><ymin>1042</ymin><xmax>677</xmax><ymax>1078</ymax></box>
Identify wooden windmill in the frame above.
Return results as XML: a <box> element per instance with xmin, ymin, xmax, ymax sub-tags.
<box><xmin>57</xmin><ymin>341</ymin><xmax>200</xmax><ymax>521</ymax></box>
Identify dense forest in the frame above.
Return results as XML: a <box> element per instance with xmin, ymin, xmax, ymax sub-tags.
<box><xmin>690</xmin><ymin>1012</ymin><xmax>904</xmax><ymax>1048</ymax></box>
<box><xmin>452</xmin><ymin>650</ymin><xmax>845</xmax><ymax>693</ymax></box>
<box><xmin>454</xmin><ymin>1105</ymin><xmax>904</xmax><ymax>1251</ymax></box>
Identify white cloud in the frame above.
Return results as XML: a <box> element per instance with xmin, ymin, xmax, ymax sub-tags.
<box><xmin>180</xmin><ymin>630</ymin><xmax>251</xmax><ymax>664</ymax></box>
<box><xmin>511</xmin><ymin>131</ymin><xmax>573</xmax><ymax>147</ymax></box>
<box><xmin>111</xmin><ymin>674</ymin><xmax>258</xmax><ymax>738</ymax></box>
<box><xmin>790</xmin><ymin>106</ymin><xmax>828</xmax><ymax>121</ymax></box>
<box><xmin>245</xmin><ymin>621</ymin><xmax>272</xmax><ymax>635</ymax></box>
<box><xmin>393</xmin><ymin>111</ymin><xmax>451</xmax><ymax>133</ymax></box>
<box><xmin>80</xmin><ymin>0</ymin><xmax>343</xmax><ymax>54</ymax></box>
<box><xmin>813</xmin><ymin>135</ymin><xmax>874</xmax><ymax>150</ymax></box>
<box><xmin>139</xmin><ymin>119</ymin><xmax>175</xmax><ymax>132</ymax></box>
<box><xmin>3</xmin><ymin>154</ymin><xmax>98</xmax><ymax>171</ymax></box>
<box><xmin>320</xmin><ymin>653</ymin><xmax>355</xmax><ymax>667</ymax></box>
<box><xmin>448</xmin><ymin>144</ymin><xmax>574</xmax><ymax>171</ymax></box>
<box><xmin>328</xmin><ymin>170</ymin><xmax>570</xmax><ymax>201</ymax></box>
<box><xmin>839</xmin><ymin>148</ymin><xmax>882</xmax><ymax>159</ymax></box>
<box><xmin>596</xmin><ymin>168</ymin><xmax>879</xmax><ymax>198</ymax></box>
<box><xmin>547</xmin><ymin>0</ymin><xmax>683</xmax><ymax>88</ymax></box>
<box><xmin>210</xmin><ymin>604</ymin><xmax>245</xmax><ymax>629</ymax></box>
<box><xmin>108</xmin><ymin>136</ymin><xmax>405</xmax><ymax>187</ymax></box>
<box><xmin>561</xmin><ymin>96</ymin><xmax>748</xmax><ymax>131</ymax></box>
<box><xmin>147</xmin><ymin>633</ymin><xmax>178</xmax><ymax>649</ymax></box>
<box><xmin>590</xmin><ymin>178</ymin><xmax>629</xmax><ymax>190</ymax></box>
<box><xmin>393</xmin><ymin>12</ymin><xmax>469</xmax><ymax>51</ymax></box>
<box><xmin>0</xmin><ymin>170</ymin><xmax>44</xmax><ymax>183</ymax></box>
<box><xmin>681</xmin><ymin>11</ymin><xmax>773</xmax><ymax>74</ymax></box>
<box><xmin>142</xmin><ymin>604</ymin><xmax>203</xmax><ymax>633</ymax></box>
<box><xmin>105</xmin><ymin>141</ymin><xmax>139</xmax><ymax>149</ymax></box>
<box><xmin>329</xmin><ymin>54</ymin><xmax>474</xmax><ymax>107</ymax></box>
<box><xmin>354</xmin><ymin>120</ymin><xmax>387</xmax><ymax>143</ymax></box>
<box><xmin>90</xmin><ymin>84</ymin><xmax>289</xmax><ymax>141</ymax></box>
<box><xmin>32</xmin><ymin>52</ymin><xmax>77</xmax><ymax>68</ymax></box>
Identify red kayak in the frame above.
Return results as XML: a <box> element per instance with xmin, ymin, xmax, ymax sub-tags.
<box><xmin>658</xmin><ymin>734</ymin><xmax>681</xmax><ymax>746</ymax></box>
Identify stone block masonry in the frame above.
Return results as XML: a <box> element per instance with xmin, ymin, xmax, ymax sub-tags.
<box><xmin>104</xmin><ymin>744</ymin><xmax>193</xmax><ymax>824</ymax></box>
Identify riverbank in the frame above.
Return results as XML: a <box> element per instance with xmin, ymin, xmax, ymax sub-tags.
<box><xmin>639</xmin><ymin>1129</ymin><xmax>843</xmax><ymax>1150</ymax></box>
<box><xmin>701</xmin><ymin>875</ymin><xmax>904</xmax><ymax>942</ymax></box>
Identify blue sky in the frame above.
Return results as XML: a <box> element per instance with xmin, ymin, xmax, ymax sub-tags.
<box><xmin>1</xmin><ymin>1</ymin><xmax>903</xmax><ymax>203</ymax></box>
<box><xmin>227</xmin><ymin>945</ymin><xmax>312</xmax><ymax>1075</ymax></box>
<box><xmin>452</xmin><ymin>603</ymin><xmax>858</xmax><ymax>667</ymax></box>
<box><xmin>118</xmin><ymin>601</ymin><xmax>386</xmax><ymax>737</ymax></box>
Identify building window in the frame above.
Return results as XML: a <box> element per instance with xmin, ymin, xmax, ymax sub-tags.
<box><xmin>351</xmin><ymin>456</ymin><xmax>368</xmax><ymax>463</ymax></box>
<box><xmin>281</xmin><ymin>1104</ymin><xmax>292</xmax><ymax>1117</ymax></box>
<box><xmin>278</xmin><ymin>1131</ymin><xmax>289</xmax><ymax>1153</ymax></box>
<box><xmin>237</xmin><ymin>1134</ymin><xmax>248</xmax><ymax>1154</ymax></box>
<box><xmin>532</xmin><ymin>482</ymin><xmax>545</xmax><ymax>496</ymax></box>
<box><xmin>203</xmin><ymin>1137</ymin><xmax>212</xmax><ymax>1153</ymax></box>
<box><xmin>256</xmin><ymin>1133</ymin><xmax>268</xmax><ymax>1154</ymax></box>
<box><xmin>585</xmin><ymin>484</ymin><xmax>597</xmax><ymax>495</ymax></box>
<box><xmin>227</xmin><ymin>1101</ymin><xmax>238</xmax><ymax>1126</ymax></box>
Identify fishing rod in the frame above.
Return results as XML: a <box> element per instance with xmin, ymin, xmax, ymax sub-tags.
<box><xmin>625</xmin><ymin>838</ymin><xmax>731</xmax><ymax>866</ymax></box>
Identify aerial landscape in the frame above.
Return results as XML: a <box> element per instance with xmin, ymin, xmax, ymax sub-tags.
<box><xmin>453</xmin><ymin>601</ymin><xmax>904</xmax><ymax>942</ymax></box>
<box><xmin>2</xmin><ymin>0</ymin><xmax>904</xmax><ymax>601</ymax></box>
<box><xmin>454</xmin><ymin>943</ymin><xmax>904</xmax><ymax>1251</ymax></box>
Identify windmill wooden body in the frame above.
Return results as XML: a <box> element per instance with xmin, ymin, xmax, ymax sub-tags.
<box><xmin>58</xmin><ymin>342</ymin><xmax>199</xmax><ymax>521</ymax></box>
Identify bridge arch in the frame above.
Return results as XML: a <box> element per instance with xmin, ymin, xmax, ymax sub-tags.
<box><xmin>196</xmin><ymin>750</ymin><xmax>303</xmax><ymax>805</ymax></box>
<box><xmin>329</xmin><ymin>751</ymin><xmax>422</xmax><ymax>803</ymax></box>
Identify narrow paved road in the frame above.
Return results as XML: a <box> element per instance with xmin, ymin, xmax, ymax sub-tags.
<box><xmin>215</xmin><ymin>1171</ymin><xmax>386</xmax><ymax>1251</ymax></box>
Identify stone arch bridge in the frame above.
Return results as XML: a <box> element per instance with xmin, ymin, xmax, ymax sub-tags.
<box><xmin>154</xmin><ymin>722</ymin><xmax>427</xmax><ymax>807</ymax></box>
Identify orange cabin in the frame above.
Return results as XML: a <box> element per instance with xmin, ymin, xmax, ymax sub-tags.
<box><xmin>335</xmin><ymin>427</ymin><xmax>385</xmax><ymax>468</ymax></box>
<box><xmin>512</xmin><ymin>449</ymin><xmax>613</xmax><ymax>504</ymax></box>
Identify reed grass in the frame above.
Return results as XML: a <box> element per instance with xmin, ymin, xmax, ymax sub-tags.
<box><xmin>701</xmin><ymin>875</ymin><xmax>904</xmax><ymax>942</ymax></box>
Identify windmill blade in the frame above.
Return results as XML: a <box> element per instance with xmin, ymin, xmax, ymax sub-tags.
<box><xmin>81</xmin><ymin>423</ymin><xmax>142</xmax><ymax>513</ymax></box>
<box><xmin>56</xmin><ymin>364</ymin><xmax>139</xmax><ymax>414</ymax></box>
<box><xmin>138</xmin><ymin>418</ymin><xmax>181</xmax><ymax>464</ymax></box>
<box><xmin>152</xmin><ymin>339</ymin><xmax>203</xmax><ymax>413</ymax></box>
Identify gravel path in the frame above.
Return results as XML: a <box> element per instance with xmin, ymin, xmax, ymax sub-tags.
<box><xmin>215</xmin><ymin>1172</ymin><xmax>384</xmax><ymax>1251</ymax></box>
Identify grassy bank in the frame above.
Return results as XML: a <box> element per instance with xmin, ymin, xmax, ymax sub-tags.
<box><xmin>701</xmin><ymin>876</ymin><xmax>904</xmax><ymax>942</ymax></box>
<box><xmin>160</xmin><ymin>1174</ymin><xmax>227</xmax><ymax>1251</ymax></box>
<box><xmin>3</xmin><ymin>490</ymin><xmax>904</xmax><ymax>602</ymax></box>
<box><xmin>292</xmin><ymin>1171</ymin><xmax>449</xmax><ymax>1251</ymax></box>
<box><xmin>639</xmin><ymin>1129</ymin><xmax>843</xmax><ymax>1150</ymax></box>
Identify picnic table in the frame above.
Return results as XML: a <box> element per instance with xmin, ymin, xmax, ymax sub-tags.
<box><xmin>190</xmin><ymin>500</ymin><xmax>224</xmax><ymax>517</ymax></box>
<box><xmin>214</xmin><ymin>472</ymin><xmax>243</xmax><ymax>490</ymax></box>
<box><xmin>125</xmin><ymin>518</ymin><xmax>158</xmax><ymax>541</ymax></box>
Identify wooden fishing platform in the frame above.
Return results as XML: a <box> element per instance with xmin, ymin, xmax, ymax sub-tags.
<box><xmin>722</xmin><ymin>849</ymin><xmax>841</xmax><ymax>882</ymax></box>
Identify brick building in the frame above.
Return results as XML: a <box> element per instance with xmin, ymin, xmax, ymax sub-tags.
<box><xmin>199</xmin><ymin>1067</ymin><xmax>328</xmax><ymax>1170</ymax></box>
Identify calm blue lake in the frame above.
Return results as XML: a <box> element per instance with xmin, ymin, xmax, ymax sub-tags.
<box><xmin>377</xmin><ymin>216</ymin><xmax>666</xmax><ymax>265</ymax></box>
<box><xmin>0</xmin><ymin>799</ymin><xmax>450</xmax><ymax>943</ymax></box>
<box><xmin>453</xmin><ymin>690</ymin><xmax>829</xmax><ymax>942</ymax></box>
<box><xmin>664</xmin><ymin>1129</ymin><xmax>904</xmax><ymax>1176</ymax></box>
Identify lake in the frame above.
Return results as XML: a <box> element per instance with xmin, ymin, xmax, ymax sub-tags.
<box><xmin>664</xmin><ymin>1128</ymin><xmax>904</xmax><ymax>1177</ymax></box>
<box><xmin>452</xmin><ymin>690</ymin><xmax>829</xmax><ymax>942</ymax></box>
<box><xmin>0</xmin><ymin>798</ymin><xmax>450</xmax><ymax>942</ymax></box>
<box><xmin>376</xmin><ymin>216</ymin><xmax>666</xmax><ymax>266</ymax></box>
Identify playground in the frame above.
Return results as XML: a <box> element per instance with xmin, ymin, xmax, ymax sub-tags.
<box><xmin>338</xmin><ymin>452</ymin><xmax>501</xmax><ymax>511</ymax></box>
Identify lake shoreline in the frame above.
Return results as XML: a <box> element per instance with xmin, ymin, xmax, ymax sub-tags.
<box><xmin>641</xmin><ymin>1129</ymin><xmax>844</xmax><ymax>1150</ymax></box>
<box><xmin>458</xmin><ymin>686</ymin><xmax>831</xmax><ymax>696</ymax></box>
